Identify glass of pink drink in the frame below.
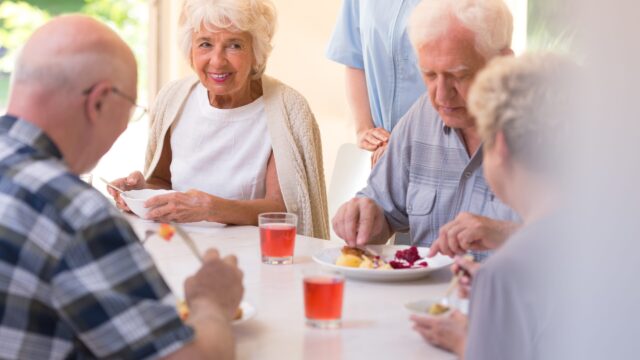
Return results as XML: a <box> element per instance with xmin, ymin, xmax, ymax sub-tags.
<box><xmin>258</xmin><ymin>212</ymin><xmax>297</xmax><ymax>265</ymax></box>
<box><xmin>303</xmin><ymin>270</ymin><xmax>345</xmax><ymax>329</ymax></box>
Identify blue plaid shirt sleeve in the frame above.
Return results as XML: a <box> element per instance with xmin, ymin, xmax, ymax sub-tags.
<box><xmin>51</xmin><ymin>213</ymin><xmax>194</xmax><ymax>359</ymax></box>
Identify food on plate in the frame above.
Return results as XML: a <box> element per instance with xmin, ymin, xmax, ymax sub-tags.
<box><xmin>427</xmin><ymin>303</ymin><xmax>450</xmax><ymax>315</ymax></box>
<box><xmin>177</xmin><ymin>299</ymin><xmax>189</xmax><ymax>320</ymax></box>
<box><xmin>158</xmin><ymin>223</ymin><xmax>175</xmax><ymax>241</ymax></box>
<box><xmin>335</xmin><ymin>246</ymin><xmax>390</xmax><ymax>269</ymax></box>
<box><xmin>177</xmin><ymin>299</ymin><xmax>243</xmax><ymax>321</ymax></box>
<box><xmin>335</xmin><ymin>246</ymin><xmax>427</xmax><ymax>270</ymax></box>
<box><xmin>388</xmin><ymin>246</ymin><xmax>429</xmax><ymax>269</ymax></box>
<box><xmin>335</xmin><ymin>247</ymin><xmax>364</xmax><ymax>267</ymax></box>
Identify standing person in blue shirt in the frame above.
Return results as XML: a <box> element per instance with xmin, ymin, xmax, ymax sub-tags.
<box><xmin>326</xmin><ymin>0</ymin><xmax>426</xmax><ymax>165</ymax></box>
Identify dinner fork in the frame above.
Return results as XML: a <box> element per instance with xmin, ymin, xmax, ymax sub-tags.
<box><xmin>172</xmin><ymin>223</ymin><xmax>204</xmax><ymax>262</ymax></box>
<box><xmin>438</xmin><ymin>272</ymin><xmax>462</xmax><ymax>307</ymax></box>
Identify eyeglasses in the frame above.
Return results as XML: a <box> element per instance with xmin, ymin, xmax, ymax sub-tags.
<box><xmin>82</xmin><ymin>85</ymin><xmax>148</xmax><ymax>122</ymax></box>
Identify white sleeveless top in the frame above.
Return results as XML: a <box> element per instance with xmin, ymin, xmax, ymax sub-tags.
<box><xmin>170</xmin><ymin>83</ymin><xmax>271</xmax><ymax>200</ymax></box>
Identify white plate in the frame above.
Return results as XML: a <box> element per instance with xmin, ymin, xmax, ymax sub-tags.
<box><xmin>180</xmin><ymin>221</ymin><xmax>226</xmax><ymax>232</ymax></box>
<box><xmin>312</xmin><ymin>245</ymin><xmax>453</xmax><ymax>281</ymax></box>
<box><xmin>234</xmin><ymin>301</ymin><xmax>256</xmax><ymax>325</ymax></box>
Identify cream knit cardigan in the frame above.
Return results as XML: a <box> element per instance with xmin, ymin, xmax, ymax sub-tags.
<box><xmin>144</xmin><ymin>75</ymin><xmax>329</xmax><ymax>239</ymax></box>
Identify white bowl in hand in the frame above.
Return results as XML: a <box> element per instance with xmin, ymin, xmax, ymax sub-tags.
<box><xmin>120</xmin><ymin>189</ymin><xmax>176</xmax><ymax>219</ymax></box>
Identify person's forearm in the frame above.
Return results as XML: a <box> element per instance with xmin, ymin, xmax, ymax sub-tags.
<box><xmin>345</xmin><ymin>66</ymin><xmax>375</xmax><ymax>137</ymax></box>
<box><xmin>189</xmin><ymin>311</ymin><xmax>235</xmax><ymax>359</ymax></box>
<box><xmin>207</xmin><ymin>198</ymin><xmax>287</xmax><ymax>226</ymax></box>
<box><xmin>164</xmin><ymin>302</ymin><xmax>234</xmax><ymax>360</ymax></box>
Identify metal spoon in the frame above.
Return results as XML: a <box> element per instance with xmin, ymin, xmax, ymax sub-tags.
<box><xmin>99</xmin><ymin>176</ymin><xmax>125</xmax><ymax>193</ymax></box>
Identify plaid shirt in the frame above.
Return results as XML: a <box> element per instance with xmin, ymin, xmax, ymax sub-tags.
<box><xmin>0</xmin><ymin>115</ymin><xmax>194</xmax><ymax>359</ymax></box>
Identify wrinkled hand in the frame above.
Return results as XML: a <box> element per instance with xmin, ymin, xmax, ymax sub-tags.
<box><xmin>332</xmin><ymin>197</ymin><xmax>386</xmax><ymax>247</ymax></box>
<box><xmin>451</xmin><ymin>256</ymin><xmax>481</xmax><ymax>299</ymax></box>
<box><xmin>145</xmin><ymin>189</ymin><xmax>216</xmax><ymax>223</ymax></box>
<box><xmin>411</xmin><ymin>310</ymin><xmax>467</xmax><ymax>357</ymax></box>
<box><xmin>371</xmin><ymin>142</ymin><xmax>388</xmax><ymax>167</ymax></box>
<box><xmin>357</xmin><ymin>127</ymin><xmax>390</xmax><ymax>151</ymax></box>
<box><xmin>107</xmin><ymin>171</ymin><xmax>146</xmax><ymax>212</ymax></box>
<box><xmin>184</xmin><ymin>249</ymin><xmax>244</xmax><ymax>321</ymax></box>
<box><xmin>428</xmin><ymin>213</ymin><xmax>518</xmax><ymax>257</ymax></box>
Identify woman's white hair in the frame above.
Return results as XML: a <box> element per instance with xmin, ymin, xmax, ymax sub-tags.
<box><xmin>179</xmin><ymin>0</ymin><xmax>277</xmax><ymax>79</ymax></box>
<box><xmin>469</xmin><ymin>53</ymin><xmax>577</xmax><ymax>172</ymax></box>
<box><xmin>408</xmin><ymin>0</ymin><xmax>513</xmax><ymax>58</ymax></box>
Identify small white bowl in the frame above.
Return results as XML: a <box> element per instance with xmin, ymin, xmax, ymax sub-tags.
<box><xmin>121</xmin><ymin>189</ymin><xmax>176</xmax><ymax>219</ymax></box>
<box><xmin>405</xmin><ymin>298</ymin><xmax>453</xmax><ymax>318</ymax></box>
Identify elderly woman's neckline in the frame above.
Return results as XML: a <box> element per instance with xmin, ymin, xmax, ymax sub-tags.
<box><xmin>207</xmin><ymin>79</ymin><xmax>263</xmax><ymax>109</ymax></box>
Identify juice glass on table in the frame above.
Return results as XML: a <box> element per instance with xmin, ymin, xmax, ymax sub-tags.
<box><xmin>259</xmin><ymin>212</ymin><xmax>297</xmax><ymax>265</ymax></box>
<box><xmin>303</xmin><ymin>269</ymin><xmax>345</xmax><ymax>329</ymax></box>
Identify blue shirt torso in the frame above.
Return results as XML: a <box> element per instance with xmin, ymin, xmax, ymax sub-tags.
<box><xmin>358</xmin><ymin>95</ymin><xmax>520</xmax><ymax>260</ymax></box>
<box><xmin>326</xmin><ymin>0</ymin><xmax>426</xmax><ymax>131</ymax></box>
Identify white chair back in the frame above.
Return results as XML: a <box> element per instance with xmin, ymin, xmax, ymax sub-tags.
<box><xmin>328</xmin><ymin>143</ymin><xmax>371</xmax><ymax>240</ymax></box>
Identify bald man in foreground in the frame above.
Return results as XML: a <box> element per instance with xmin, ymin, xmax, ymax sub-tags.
<box><xmin>0</xmin><ymin>16</ymin><xmax>243</xmax><ymax>359</ymax></box>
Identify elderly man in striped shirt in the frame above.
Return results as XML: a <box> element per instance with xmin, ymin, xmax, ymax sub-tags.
<box><xmin>332</xmin><ymin>0</ymin><xmax>521</xmax><ymax>261</ymax></box>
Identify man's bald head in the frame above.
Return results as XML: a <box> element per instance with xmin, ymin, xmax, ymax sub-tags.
<box><xmin>13</xmin><ymin>14</ymin><xmax>136</xmax><ymax>92</ymax></box>
<box><xmin>7</xmin><ymin>15</ymin><xmax>138</xmax><ymax>174</ymax></box>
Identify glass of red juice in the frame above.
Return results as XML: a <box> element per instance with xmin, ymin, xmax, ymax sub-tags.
<box><xmin>303</xmin><ymin>270</ymin><xmax>345</xmax><ymax>329</ymax></box>
<box><xmin>258</xmin><ymin>212</ymin><xmax>297</xmax><ymax>264</ymax></box>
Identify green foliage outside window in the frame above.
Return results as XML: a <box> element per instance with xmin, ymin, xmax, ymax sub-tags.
<box><xmin>0</xmin><ymin>0</ymin><xmax>148</xmax><ymax>111</ymax></box>
<box><xmin>527</xmin><ymin>0</ymin><xmax>575</xmax><ymax>54</ymax></box>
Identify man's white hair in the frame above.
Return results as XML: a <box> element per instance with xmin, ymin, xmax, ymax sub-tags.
<box><xmin>408</xmin><ymin>0</ymin><xmax>513</xmax><ymax>58</ymax></box>
<box><xmin>178</xmin><ymin>0</ymin><xmax>277</xmax><ymax>79</ymax></box>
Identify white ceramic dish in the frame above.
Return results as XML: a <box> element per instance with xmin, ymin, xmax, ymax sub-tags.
<box><xmin>404</xmin><ymin>298</ymin><xmax>453</xmax><ymax>317</ymax></box>
<box><xmin>121</xmin><ymin>189</ymin><xmax>176</xmax><ymax>219</ymax></box>
<box><xmin>312</xmin><ymin>245</ymin><xmax>453</xmax><ymax>281</ymax></box>
<box><xmin>234</xmin><ymin>301</ymin><xmax>257</xmax><ymax>325</ymax></box>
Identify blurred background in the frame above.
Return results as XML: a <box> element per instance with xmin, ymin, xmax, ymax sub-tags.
<box><xmin>0</xmin><ymin>0</ymin><xmax>567</xmax><ymax>188</ymax></box>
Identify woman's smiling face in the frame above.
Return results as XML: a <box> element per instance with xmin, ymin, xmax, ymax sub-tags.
<box><xmin>191</xmin><ymin>26</ymin><xmax>256</xmax><ymax>108</ymax></box>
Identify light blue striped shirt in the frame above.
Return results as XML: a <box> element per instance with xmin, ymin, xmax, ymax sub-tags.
<box><xmin>358</xmin><ymin>95</ymin><xmax>520</xmax><ymax>260</ymax></box>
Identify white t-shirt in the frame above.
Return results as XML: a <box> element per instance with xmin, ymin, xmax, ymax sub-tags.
<box><xmin>170</xmin><ymin>83</ymin><xmax>271</xmax><ymax>200</ymax></box>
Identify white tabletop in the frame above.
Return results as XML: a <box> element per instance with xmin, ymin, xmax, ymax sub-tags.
<box><xmin>126</xmin><ymin>215</ymin><xmax>456</xmax><ymax>360</ymax></box>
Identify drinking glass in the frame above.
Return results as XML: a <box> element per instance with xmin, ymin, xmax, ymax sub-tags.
<box><xmin>303</xmin><ymin>269</ymin><xmax>345</xmax><ymax>329</ymax></box>
<box><xmin>259</xmin><ymin>212</ymin><xmax>297</xmax><ymax>265</ymax></box>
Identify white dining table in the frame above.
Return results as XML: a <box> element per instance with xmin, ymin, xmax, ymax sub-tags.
<box><xmin>125</xmin><ymin>215</ymin><xmax>457</xmax><ymax>360</ymax></box>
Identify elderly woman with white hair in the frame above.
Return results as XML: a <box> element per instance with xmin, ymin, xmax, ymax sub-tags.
<box><xmin>412</xmin><ymin>53</ymin><xmax>575</xmax><ymax>360</ymax></box>
<box><xmin>108</xmin><ymin>0</ymin><xmax>329</xmax><ymax>238</ymax></box>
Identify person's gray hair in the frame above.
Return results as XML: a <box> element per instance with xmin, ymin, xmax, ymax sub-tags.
<box><xmin>178</xmin><ymin>0</ymin><xmax>277</xmax><ymax>79</ymax></box>
<box><xmin>408</xmin><ymin>0</ymin><xmax>513</xmax><ymax>58</ymax></box>
<box><xmin>469</xmin><ymin>52</ymin><xmax>577</xmax><ymax>171</ymax></box>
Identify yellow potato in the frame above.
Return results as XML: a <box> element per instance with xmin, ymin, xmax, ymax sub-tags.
<box><xmin>359</xmin><ymin>256</ymin><xmax>374</xmax><ymax>269</ymax></box>
<box><xmin>428</xmin><ymin>303</ymin><xmax>450</xmax><ymax>315</ymax></box>
<box><xmin>336</xmin><ymin>253</ymin><xmax>363</xmax><ymax>267</ymax></box>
